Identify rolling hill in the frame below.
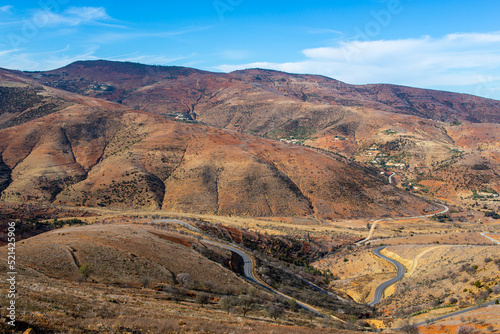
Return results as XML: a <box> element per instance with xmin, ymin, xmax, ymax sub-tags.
<box><xmin>0</xmin><ymin>68</ymin><xmax>433</xmax><ymax>218</ymax></box>
<box><xmin>1</xmin><ymin>60</ymin><xmax>499</xmax><ymax>214</ymax></box>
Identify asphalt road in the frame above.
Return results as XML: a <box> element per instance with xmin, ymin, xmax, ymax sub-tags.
<box><xmin>148</xmin><ymin>219</ymin><xmax>202</xmax><ymax>233</ymax></box>
<box><xmin>203</xmin><ymin>240</ymin><xmax>256</xmax><ymax>282</ymax></box>
<box><xmin>406</xmin><ymin>300</ymin><xmax>500</xmax><ymax>328</ymax></box>
<box><xmin>480</xmin><ymin>232</ymin><xmax>500</xmax><ymax>245</ymax></box>
<box><xmin>388</xmin><ymin>172</ymin><xmax>395</xmax><ymax>184</ymax></box>
<box><xmin>369</xmin><ymin>246</ymin><xmax>406</xmax><ymax>306</ymax></box>
<box><xmin>148</xmin><ymin>219</ymin><xmax>331</xmax><ymax>317</ymax></box>
<box><xmin>203</xmin><ymin>239</ymin><xmax>330</xmax><ymax>317</ymax></box>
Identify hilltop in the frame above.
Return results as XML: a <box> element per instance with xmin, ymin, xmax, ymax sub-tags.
<box><xmin>12</xmin><ymin>60</ymin><xmax>500</xmax><ymax>210</ymax></box>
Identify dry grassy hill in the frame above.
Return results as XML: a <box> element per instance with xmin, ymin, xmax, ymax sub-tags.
<box><xmin>7</xmin><ymin>223</ymin><xmax>245</xmax><ymax>290</ymax></box>
<box><xmin>13</xmin><ymin>60</ymin><xmax>500</xmax><ymax>209</ymax></box>
<box><xmin>0</xmin><ymin>223</ymin><xmax>370</xmax><ymax>333</ymax></box>
<box><xmin>0</xmin><ymin>75</ymin><xmax>432</xmax><ymax>218</ymax></box>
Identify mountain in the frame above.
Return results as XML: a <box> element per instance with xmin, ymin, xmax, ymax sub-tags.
<box><xmin>21</xmin><ymin>60</ymin><xmax>500</xmax><ymax>125</ymax></box>
<box><xmin>0</xmin><ymin>68</ymin><xmax>433</xmax><ymax>218</ymax></box>
<box><xmin>2</xmin><ymin>60</ymin><xmax>499</xmax><ymax>213</ymax></box>
<box><xmin>13</xmin><ymin>60</ymin><xmax>499</xmax><ymax>209</ymax></box>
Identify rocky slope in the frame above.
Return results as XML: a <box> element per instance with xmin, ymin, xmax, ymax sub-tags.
<box><xmin>2</xmin><ymin>60</ymin><xmax>499</xmax><ymax>212</ymax></box>
<box><xmin>0</xmin><ymin>106</ymin><xmax>429</xmax><ymax>218</ymax></box>
<box><xmin>17</xmin><ymin>62</ymin><xmax>500</xmax><ymax>209</ymax></box>
<box><xmin>0</xmin><ymin>70</ymin><xmax>431</xmax><ymax>218</ymax></box>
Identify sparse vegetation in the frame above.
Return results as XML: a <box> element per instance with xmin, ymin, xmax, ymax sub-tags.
<box><xmin>78</xmin><ymin>263</ymin><xmax>94</xmax><ymax>280</ymax></box>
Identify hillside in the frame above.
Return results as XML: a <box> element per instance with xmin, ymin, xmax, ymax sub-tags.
<box><xmin>10</xmin><ymin>61</ymin><xmax>499</xmax><ymax>210</ymax></box>
<box><xmin>21</xmin><ymin>60</ymin><xmax>500</xmax><ymax>125</ymax></box>
<box><xmin>0</xmin><ymin>222</ymin><xmax>369</xmax><ymax>333</ymax></box>
<box><xmin>0</xmin><ymin>77</ymin><xmax>432</xmax><ymax>218</ymax></box>
<box><xmin>1</xmin><ymin>60</ymin><xmax>499</xmax><ymax>214</ymax></box>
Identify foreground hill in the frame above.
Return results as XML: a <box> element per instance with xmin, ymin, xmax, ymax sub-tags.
<box><xmin>9</xmin><ymin>223</ymin><xmax>245</xmax><ymax>289</ymax></box>
<box><xmin>0</xmin><ymin>223</ymin><xmax>369</xmax><ymax>333</ymax></box>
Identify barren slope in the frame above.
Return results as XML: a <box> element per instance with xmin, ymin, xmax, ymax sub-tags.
<box><xmin>15</xmin><ymin>61</ymin><xmax>500</xmax><ymax>209</ymax></box>
<box><xmin>0</xmin><ymin>98</ymin><xmax>431</xmax><ymax>218</ymax></box>
<box><xmin>7</xmin><ymin>223</ymin><xmax>246</xmax><ymax>290</ymax></box>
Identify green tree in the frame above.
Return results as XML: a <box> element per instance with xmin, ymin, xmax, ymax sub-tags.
<box><xmin>267</xmin><ymin>303</ymin><xmax>284</xmax><ymax>321</ymax></box>
<box><xmin>219</xmin><ymin>296</ymin><xmax>237</xmax><ymax>314</ymax></box>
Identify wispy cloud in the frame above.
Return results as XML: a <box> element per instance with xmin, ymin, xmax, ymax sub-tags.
<box><xmin>107</xmin><ymin>53</ymin><xmax>197</xmax><ymax>65</ymax></box>
<box><xmin>0</xmin><ymin>48</ymin><xmax>21</xmax><ymax>57</ymax></box>
<box><xmin>307</xmin><ymin>28</ymin><xmax>343</xmax><ymax>36</ymax></box>
<box><xmin>216</xmin><ymin>32</ymin><xmax>500</xmax><ymax>97</ymax></box>
<box><xmin>0</xmin><ymin>47</ymin><xmax>98</xmax><ymax>71</ymax></box>
<box><xmin>0</xmin><ymin>5</ymin><xmax>13</xmax><ymax>13</ymax></box>
<box><xmin>29</xmin><ymin>6</ymin><xmax>110</xmax><ymax>27</ymax></box>
<box><xmin>88</xmin><ymin>25</ymin><xmax>215</xmax><ymax>44</ymax></box>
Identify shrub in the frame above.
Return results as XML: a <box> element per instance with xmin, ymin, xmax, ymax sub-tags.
<box><xmin>287</xmin><ymin>298</ymin><xmax>297</xmax><ymax>310</ymax></box>
<box><xmin>163</xmin><ymin>286</ymin><xmax>187</xmax><ymax>303</ymax></box>
<box><xmin>456</xmin><ymin>325</ymin><xmax>476</xmax><ymax>334</ymax></box>
<box><xmin>267</xmin><ymin>303</ymin><xmax>285</xmax><ymax>321</ymax></box>
<box><xmin>196</xmin><ymin>293</ymin><xmax>210</xmax><ymax>308</ymax></box>
<box><xmin>400</xmin><ymin>320</ymin><xmax>419</xmax><ymax>334</ymax></box>
<box><xmin>139</xmin><ymin>275</ymin><xmax>151</xmax><ymax>288</ymax></box>
<box><xmin>176</xmin><ymin>273</ymin><xmax>192</xmax><ymax>288</ymax></box>
<box><xmin>78</xmin><ymin>263</ymin><xmax>93</xmax><ymax>280</ymax></box>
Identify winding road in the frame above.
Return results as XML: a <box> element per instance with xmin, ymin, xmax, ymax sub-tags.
<box><xmin>357</xmin><ymin>203</ymin><xmax>449</xmax><ymax>245</ymax></box>
<box><xmin>202</xmin><ymin>239</ymin><xmax>333</xmax><ymax>317</ymax></box>
<box><xmin>354</xmin><ymin>191</ymin><xmax>449</xmax><ymax>305</ymax></box>
<box><xmin>388</xmin><ymin>172</ymin><xmax>395</xmax><ymax>184</ymax></box>
<box><xmin>148</xmin><ymin>219</ymin><xmax>339</xmax><ymax>319</ymax></box>
<box><xmin>369</xmin><ymin>246</ymin><xmax>406</xmax><ymax>306</ymax></box>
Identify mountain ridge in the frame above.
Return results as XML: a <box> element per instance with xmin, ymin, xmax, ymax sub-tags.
<box><xmin>1</xmin><ymin>60</ymin><xmax>498</xmax><ymax>214</ymax></box>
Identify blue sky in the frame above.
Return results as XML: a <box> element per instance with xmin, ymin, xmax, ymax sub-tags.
<box><xmin>1</xmin><ymin>0</ymin><xmax>500</xmax><ymax>99</ymax></box>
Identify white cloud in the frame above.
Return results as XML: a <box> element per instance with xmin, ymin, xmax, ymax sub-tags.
<box><xmin>65</xmin><ymin>7</ymin><xmax>109</xmax><ymax>22</ymax></box>
<box><xmin>30</xmin><ymin>6</ymin><xmax>110</xmax><ymax>27</ymax></box>
<box><xmin>216</xmin><ymin>32</ymin><xmax>500</xmax><ymax>98</ymax></box>
<box><xmin>0</xmin><ymin>47</ymin><xmax>98</xmax><ymax>71</ymax></box>
<box><xmin>0</xmin><ymin>5</ymin><xmax>13</xmax><ymax>13</ymax></box>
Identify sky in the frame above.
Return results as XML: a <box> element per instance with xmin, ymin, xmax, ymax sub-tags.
<box><xmin>1</xmin><ymin>0</ymin><xmax>500</xmax><ymax>99</ymax></box>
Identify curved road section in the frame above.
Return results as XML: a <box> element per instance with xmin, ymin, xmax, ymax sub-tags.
<box><xmin>357</xmin><ymin>203</ymin><xmax>449</xmax><ymax>245</ymax></box>
<box><xmin>480</xmin><ymin>232</ymin><xmax>500</xmax><ymax>245</ymax></box>
<box><xmin>203</xmin><ymin>239</ymin><xmax>331</xmax><ymax>317</ymax></box>
<box><xmin>147</xmin><ymin>220</ymin><xmax>335</xmax><ymax>318</ymax></box>
<box><xmin>408</xmin><ymin>299</ymin><xmax>499</xmax><ymax>328</ymax></box>
<box><xmin>369</xmin><ymin>246</ymin><xmax>406</xmax><ymax>306</ymax></box>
